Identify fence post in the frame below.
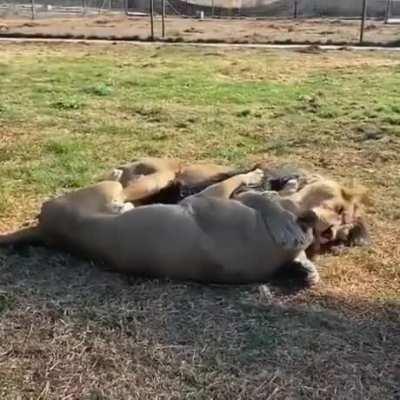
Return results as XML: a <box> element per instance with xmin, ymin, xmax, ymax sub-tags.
<box><xmin>294</xmin><ymin>0</ymin><xmax>298</xmax><ymax>19</ymax></box>
<box><xmin>150</xmin><ymin>0</ymin><xmax>155</xmax><ymax>40</ymax></box>
<box><xmin>31</xmin><ymin>0</ymin><xmax>36</xmax><ymax>19</ymax></box>
<box><xmin>162</xmin><ymin>0</ymin><xmax>166</xmax><ymax>37</ymax></box>
<box><xmin>359</xmin><ymin>0</ymin><xmax>368</xmax><ymax>44</ymax></box>
<box><xmin>81</xmin><ymin>0</ymin><xmax>86</xmax><ymax>15</ymax></box>
<box><xmin>384</xmin><ymin>0</ymin><xmax>392</xmax><ymax>23</ymax></box>
<box><xmin>124</xmin><ymin>0</ymin><xmax>128</xmax><ymax>15</ymax></box>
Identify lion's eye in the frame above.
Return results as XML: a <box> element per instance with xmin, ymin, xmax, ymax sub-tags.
<box><xmin>336</xmin><ymin>205</ymin><xmax>344</xmax><ymax>214</ymax></box>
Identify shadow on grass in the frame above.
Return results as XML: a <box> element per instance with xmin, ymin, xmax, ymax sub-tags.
<box><xmin>0</xmin><ymin>246</ymin><xmax>398</xmax><ymax>399</ymax></box>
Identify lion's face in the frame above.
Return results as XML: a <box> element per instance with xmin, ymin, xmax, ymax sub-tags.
<box><xmin>291</xmin><ymin>178</ymin><xmax>369</xmax><ymax>245</ymax></box>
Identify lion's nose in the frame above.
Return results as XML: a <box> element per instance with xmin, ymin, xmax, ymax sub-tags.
<box><xmin>342</xmin><ymin>212</ymin><xmax>352</xmax><ymax>225</ymax></box>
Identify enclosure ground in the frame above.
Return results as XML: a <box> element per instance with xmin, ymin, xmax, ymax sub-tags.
<box><xmin>0</xmin><ymin>43</ymin><xmax>399</xmax><ymax>399</ymax></box>
<box><xmin>0</xmin><ymin>15</ymin><xmax>400</xmax><ymax>45</ymax></box>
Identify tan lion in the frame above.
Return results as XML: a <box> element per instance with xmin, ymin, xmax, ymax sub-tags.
<box><xmin>103</xmin><ymin>157</ymin><xmax>371</xmax><ymax>254</ymax></box>
<box><xmin>0</xmin><ymin>158</ymin><xmax>370</xmax><ymax>285</ymax></box>
<box><xmin>0</xmin><ymin>170</ymin><xmax>321</xmax><ymax>285</ymax></box>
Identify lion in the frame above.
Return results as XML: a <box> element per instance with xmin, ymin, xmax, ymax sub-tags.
<box><xmin>0</xmin><ymin>170</ymin><xmax>321</xmax><ymax>285</ymax></box>
<box><xmin>103</xmin><ymin>158</ymin><xmax>371</xmax><ymax>254</ymax></box>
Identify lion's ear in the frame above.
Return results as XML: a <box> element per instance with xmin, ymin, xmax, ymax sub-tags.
<box><xmin>341</xmin><ymin>185</ymin><xmax>373</xmax><ymax>207</ymax></box>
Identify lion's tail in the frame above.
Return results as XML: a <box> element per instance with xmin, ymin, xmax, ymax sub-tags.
<box><xmin>0</xmin><ymin>226</ymin><xmax>43</xmax><ymax>246</ymax></box>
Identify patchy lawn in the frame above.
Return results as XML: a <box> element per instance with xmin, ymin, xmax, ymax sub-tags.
<box><xmin>0</xmin><ymin>43</ymin><xmax>399</xmax><ymax>399</ymax></box>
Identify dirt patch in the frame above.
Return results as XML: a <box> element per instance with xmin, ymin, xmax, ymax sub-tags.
<box><xmin>0</xmin><ymin>15</ymin><xmax>399</xmax><ymax>45</ymax></box>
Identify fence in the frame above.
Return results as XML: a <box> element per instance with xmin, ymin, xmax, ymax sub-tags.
<box><xmin>1</xmin><ymin>0</ymin><xmax>400</xmax><ymax>18</ymax></box>
<box><xmin>0</xmin><ymin>0</ymin><xmax>399</xmax><ymax>45</ymax></box>
<box><xmin>136</xmin><ymin>0</ymin><xmax>400</xmax><ymax>19</ymax></box>
<box><xmin>0</xmin><ymin>0</ymin><xmax>127</xmax><ymax>18</ymax></box>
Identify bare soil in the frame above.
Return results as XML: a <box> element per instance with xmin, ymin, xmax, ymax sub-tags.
<box><xmin>0</xmin><ymin>15</ymin><xmax>399</xmax><ymax>45</ymax></box>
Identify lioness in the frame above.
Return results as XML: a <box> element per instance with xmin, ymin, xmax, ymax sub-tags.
<box><xmin>0</xmin><ymin>171</ymin><xmax>320</xmax><ymax>285</ymax></box>
<box><xmin>104</xmin><ymin>158</ymin><xmax>371</xmax><ymax>253</ymax></box>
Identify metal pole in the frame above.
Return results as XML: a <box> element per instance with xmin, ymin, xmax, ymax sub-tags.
<box><xmin>31</xmin><ymin>0</ymin><xmax>36</xmax><ymax>19</ymax></box>
<box><xmin>384</xmin><ymin>0</ymin><xmax>392</xmax><ymax>23</ymax></box>
<box><xmin>161</xmin><ymin>0</ymin><xmax>166</xmax><ymax>38</ymax></box>
<box><xmin>359</xmin><ymin>0</ymin><xmax>368</xmax><ymax>44</ymax></box>
<box><xmin>294</xmin><ymin>0</ymin><xmax>298</xmax><ymax>19</ymax></box>
<box><xmin>150</xmin><ymin>0</ymin><xmax>155</xmax><ymax>40</ymax></box>
<box><xmin>211</xmin><ymin>0</ymin><xmax>215</xmax><ymax>18</ymax></box>
<box><xmin>124</xmin><ymin>0</ymin><xmax>128</xmax><ymax>16</ymax></box>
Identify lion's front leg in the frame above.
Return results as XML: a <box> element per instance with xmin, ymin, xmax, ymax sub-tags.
<box><xmin>294</xmin><ymin>251</ymin><xmax>320</xmax><ymax>286</ymax></box>
<box><xmin>195</xmin><ymin>169</ymin><xmax>264</xmax><ymax>200</ymax></box>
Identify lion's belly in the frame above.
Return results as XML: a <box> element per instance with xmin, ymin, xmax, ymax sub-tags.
<box><xmin>95</xmin><ymin>201</ymin><xmax>298</xmax><ymax>284</ymax></box>
<box><xmin>182</xmin><ymin>196</ymin><xmax>299</xmax><ymax>283</ymax></box>
<box><xmin>107</xmin><ymin>205</ymin><xmax>214</xmax><ymax>280</ymax></box>
<box><xmin>206</xmin><ymin>225</ymin><xmax>297</xmax><ymax>284</ymax></box>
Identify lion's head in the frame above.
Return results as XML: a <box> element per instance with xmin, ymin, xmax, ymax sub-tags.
<box><xmin>283</xmin><ymin>176</ymin><xmax>371</xmax><ymax>253</ymax></box>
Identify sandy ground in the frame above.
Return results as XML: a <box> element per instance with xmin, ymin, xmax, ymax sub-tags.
<box><xmin>0</xmin><ymin>15</ymin><xmax>399</xmax><ymax>45</ymax></box>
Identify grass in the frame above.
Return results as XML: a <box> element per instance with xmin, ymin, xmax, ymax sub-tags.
<box><xmin>0</xmin><ymin>43</ymin><xmax>399</xmax><ymax>399</ymax></box>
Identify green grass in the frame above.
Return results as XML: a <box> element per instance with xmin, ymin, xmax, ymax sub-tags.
<box><xmin>1</xmin><ymin>46</ymin><xmax>399</xmax><ymax>205</ymax></box>
<box><xmin>0</xmin><ymin>44</ymin><xmax>399</xmax><ymax>400</ymax></box>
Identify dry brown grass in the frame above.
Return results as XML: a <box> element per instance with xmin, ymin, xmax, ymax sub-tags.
<box><xmin>0</xmin><ymin>16</ymin><xmax>399</xmax><ymax>46</ymax></box>
<box><xmin>0</xmin><ymin>43</ymin><xmax>399</xmax><ymax>399</ymax></box>
<box><xmin>1</xmin><ymin>248</ymin><xmax>399</xmax><ymax>399</ymax></box>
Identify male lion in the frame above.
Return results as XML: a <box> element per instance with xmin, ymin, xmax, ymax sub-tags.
<box><xmin>103</xmin><ymin>157</ymin><xmax>371</xmax><ymax>254</ymax></box>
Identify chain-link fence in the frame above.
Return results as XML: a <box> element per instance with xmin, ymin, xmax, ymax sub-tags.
<box><xmin>145</xmin><ymin>0</ymin><xmax>400</xmax><ymax>19</ymax></box>
<box><xmin>0</xmin><ymin>0</ymin><xmax>128</xmax><ymax>18</ymax></box>
<box><xmin>0</xmin><ymin>0</ymin><xmax>399</xmax><ymax>45</ymax></box>
<box><xmin>1</xmin><ymin>0</ymin><xmax>400</xmax><ymax>18</ymax></box>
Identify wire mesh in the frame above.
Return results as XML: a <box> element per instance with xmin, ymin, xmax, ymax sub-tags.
<box><xmin>0</xmin><ymin>0</ymin><xmax>397</xmax><ymax>18</ymax></box>
<box><xmin>0</xmin><ymin>0</ymin><xmax>398</xmax><ymax>46</ymax></box>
